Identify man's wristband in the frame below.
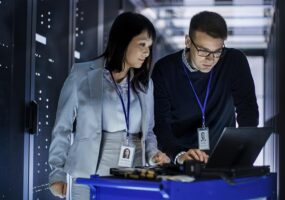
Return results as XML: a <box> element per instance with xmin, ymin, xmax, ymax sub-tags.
<box><xmin>174</xmin><ymin>151</ymin><xmax>186</xmax><ymax>165</ymax></box>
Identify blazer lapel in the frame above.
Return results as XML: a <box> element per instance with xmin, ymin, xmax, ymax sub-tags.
<box><xmin>87</xmin><ymin>63</ymin><xmax>104</xmax><ymax>133</ymax></box>
<box><xmin>138</xmin><ymin>91</ymin><xmax>147</xmax><ymax>139</ymax></box>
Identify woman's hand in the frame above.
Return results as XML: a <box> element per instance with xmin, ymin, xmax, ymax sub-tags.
<box><xmin>50</xmin><ymin>181</ymin><xmax>67</xmax><ymax>198</ymax></box>
<box><xmin>152</xmin><ymin>151</ymin><xmax>171</xmax><ymax>165</ymax></box>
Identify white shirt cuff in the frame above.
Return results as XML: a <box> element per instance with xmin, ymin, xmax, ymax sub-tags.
<box><xmin>148</xmin><ymin>155</ymin><xmax>158</xmax><ymax>166</ymax></box>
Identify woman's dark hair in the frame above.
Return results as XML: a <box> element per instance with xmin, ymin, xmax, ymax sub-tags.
<box><xmin>189</xmin><ymin>11</ymin><xmax>227</xmax><ymax>40</ymax></box>
<box><xmin>100</xmin><ymin>12</ymin><xmax>156</xmax><ymax>92</ymax></box>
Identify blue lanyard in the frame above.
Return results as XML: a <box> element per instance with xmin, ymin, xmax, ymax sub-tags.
<box><xmin>182</xmin><ymin>64</ymin><xmax>213</xmax><ymax>128</ymax></box>
<box><xmin>110</xmin><ymin>71</ymin><xmax>131</xmax><ymax>137</ymax></box>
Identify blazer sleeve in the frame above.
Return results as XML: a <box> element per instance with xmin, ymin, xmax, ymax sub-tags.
<box><xmin>48</xmin><ymin>67</ymin><xmax>79</xmax><ymax>185</ymax></box>
<box><xmin>143</xmin><ymin>80</ymin><xmax>161</xmax><ymax>163</ymax></box>
<box><xmin>230</xmin><ymin>50</ymin><xmax>259</xmax><ymax>126</ymax></box>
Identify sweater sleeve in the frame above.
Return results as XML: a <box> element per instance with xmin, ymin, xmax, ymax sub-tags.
<box><xmin>230</xmin><ymin>50</ymin><xmax>259</xmax><ymax>127</ymax></box>
<box><xmin>152</xmin><ymin>60</ymin><xmax>186</xmax><ymax>161</ymax></box>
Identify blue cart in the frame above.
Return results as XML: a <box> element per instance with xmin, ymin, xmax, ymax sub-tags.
<box><xmin>76</xmin><ymin>173</ymin><xmax>277</xmax><ymax>200</ymax></box>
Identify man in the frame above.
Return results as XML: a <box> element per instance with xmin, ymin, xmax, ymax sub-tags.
<box><xmin>152</xmin><ymin>11</ymin><xmax>259</xmax><ymax>165</ymax></box>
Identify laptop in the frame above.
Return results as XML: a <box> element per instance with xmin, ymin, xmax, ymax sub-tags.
<box><xmin>206</xmin><ymin>127</ymin><xmax>272</xmax><ymax>168</ymax></box>
<box><xmin>183</xmin><ymin>127</ymin><xmax>272</xmax><ymax>178</ymax></box>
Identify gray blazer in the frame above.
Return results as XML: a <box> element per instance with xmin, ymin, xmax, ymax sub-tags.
<box><xmin>48</xmin><ymin>58</ymin><xmax>159</xmax><ymax>184</ymax></box>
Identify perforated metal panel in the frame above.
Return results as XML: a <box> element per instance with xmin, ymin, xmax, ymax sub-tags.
<box><xmin>75</xmin><ymin>0</ymin><xmax>124</xmax><ymax>62</ymax></box>
<box><xmin>0</xmin><ymin>0</ymin><xmax>36</xmax><ymax>199</ymax></box>
<box><xmin>0</xmin><ymin>0</ymin><xmax>14</xmax><ymax>197</ymax></box>
<box><xmin>74</xmin><ymin>0</ymin><xmax>99</xmax><ymax>62</ymax></box>
<box><xmin>32</xmin><ymin>0</ymin><xmax>74</xmax><ymax>199</ymax></box>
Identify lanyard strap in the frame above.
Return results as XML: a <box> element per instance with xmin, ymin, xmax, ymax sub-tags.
<box><xmin>182</xmin><ymin>64</ymin><xmax>213</xmax><ymax>128</ymax></box>
<box><xmin>110</xmin><ymin>71</ymin><xmax>131</xmax><ymax>136</ymax></box>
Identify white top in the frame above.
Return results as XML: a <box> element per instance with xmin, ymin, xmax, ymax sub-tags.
<box><xmin>102</xmin><ymin>69</ymin><xmax>142</xmax><ymax>134</ymax></box>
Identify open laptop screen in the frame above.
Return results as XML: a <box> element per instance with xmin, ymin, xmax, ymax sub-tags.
<box><xmin>206</xmin><ymin>127</ymin><xmax>272</xmax><ymax>169</ymax></box>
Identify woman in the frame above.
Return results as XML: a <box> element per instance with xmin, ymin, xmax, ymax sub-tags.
<box><xmin>48</xmin><ymin>12</ymin><xmax>170</xmax><ymax>199</ymax></box>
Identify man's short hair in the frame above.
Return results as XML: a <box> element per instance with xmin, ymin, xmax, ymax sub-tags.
<box><xmin>189</xmin><ymin>11</ymin><xmax>227</xmax><ymax>40</ymax></box>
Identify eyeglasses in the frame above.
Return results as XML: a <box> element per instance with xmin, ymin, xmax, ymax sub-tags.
<box><xmin>190</xmin><ymin>37</ymin><xmax>225</xmax><ymax>58</ymax></box>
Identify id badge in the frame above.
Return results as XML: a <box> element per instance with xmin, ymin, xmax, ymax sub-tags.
<box><xmin>118</xmin><ymin>136</ymin><xmax>135</xmax><ymax>167</ymax></box>
<box><xmin>197</xmin><ymin>127</ymin><xmax>210</xmax><ymax>150</ymax></box>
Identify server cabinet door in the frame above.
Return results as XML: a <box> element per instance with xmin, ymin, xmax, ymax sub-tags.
<box><xmin>31</xmin><ymin>0</ymin><xmax>75</xmax><ymax>199</ymax></box>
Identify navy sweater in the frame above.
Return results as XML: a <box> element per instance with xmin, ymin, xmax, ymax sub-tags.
<box><xmin>152</xmin><ymin>48</ymin><xmax>259</xmax><ymax>160</ymax></box>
